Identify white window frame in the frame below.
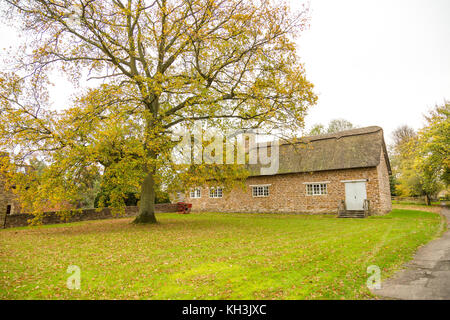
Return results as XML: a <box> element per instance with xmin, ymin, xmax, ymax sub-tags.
<box><xmin>209</xmin><ymin>187</ymin><xmax>223</xmax><ymax>198</ymax></box>
<box><xmin>190</xmin><ymin>187</ymin><xmax>201</xmax><ymax>198</ymax></box>
<box><xmin>305</xmin><ymin>183</ymin><xmax>328</xmax><ymax>196</ymax></box>
<box><xmin>251</xmin><ymin>185</ymin><xmax>270</xmax><ymax>197</ymax></box>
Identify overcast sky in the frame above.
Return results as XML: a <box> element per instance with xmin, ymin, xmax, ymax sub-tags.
<box><xmin>293</xmin><ymin>0</ymin><xmax>450</xmax><ymax>142</ymax></box>
<box><xmin>1</xmin><ymin>0</ymin><xmax>449</xmax><ymax>144</ymax></box>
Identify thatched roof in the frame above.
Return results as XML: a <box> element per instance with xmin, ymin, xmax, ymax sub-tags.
<box><xmin>247</xmin><ymin>126</ymin><xmax>391</xmax><ymax>176</ymax></box>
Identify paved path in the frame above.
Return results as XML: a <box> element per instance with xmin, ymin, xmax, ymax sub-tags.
<box><xmin>372</xmin><ymin>206</ymin><xmax>450</xmax><ymax>300</ymax></box>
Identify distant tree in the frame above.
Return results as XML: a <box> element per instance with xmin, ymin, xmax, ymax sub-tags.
<box><xmin>392</xmin><ymin>125</ymin><xmax>416</xmax><ymax>150</ymax></box>
<box><xmin>308</xmin><ymin>119</ymin><xmax>355</xmax><ymax>135</ymax></box>
<box><xmin>390</xmin><ymin>105</ymin><xmax>449</xmax><ymax>206</ymax></box>
<box><xmin>308</xmin><ymin>124</ymin><xmax>326</xmax><ymax>135</ymax></box>
<box><xmin>94</xmin><ymin>186</ymin><xmax>170</xmax><ymax>208</ymax></box>
<box><xmin>94</xmin><ymin>190</ymin><xmax>138</xmax><ymax>208</ymax></box>
<box><xmin>389</xmin><ymin>125</ymin><xmax>422</xmax><ymax>198</ymax></box>
<box><xmin>155</xmin><ymin>191</ymin><xmax>171</xmax><ymax>204</ymax></box>
<box><xmin>389</xmin><ymin>175</ymin><xmax>399</xmax><ymax>196</ymax></box>
<box><xmin>414</xmin><ymin>101</ymin><xmax>449</xmax><ymax>204</ymax></box>
<box><xmin>326</xmin><ymin>119</ymin><xmax>354</xmax><ymax>133</ymax></box>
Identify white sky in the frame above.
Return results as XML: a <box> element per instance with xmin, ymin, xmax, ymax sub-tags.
<box><xmin>1</xmin><ymin>0</ymin><xmax>449</xmax><ymax>144</ymax></box>
<box><xmin>294</xmin><ymin>0</ymin><xmax>450</xmax><ymax>142</ymax></box>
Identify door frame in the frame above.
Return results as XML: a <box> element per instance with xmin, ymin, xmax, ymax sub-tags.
<box><xmin>342</xmin><ymin>179</ymin><xmax>368</xmax><ymax>211</ymax></box>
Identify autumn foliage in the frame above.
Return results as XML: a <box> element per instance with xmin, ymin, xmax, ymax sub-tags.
<box><xmin>0</xmin><ymin>0</ymin><xmax>317</xmax><ymax>223</ymax></box>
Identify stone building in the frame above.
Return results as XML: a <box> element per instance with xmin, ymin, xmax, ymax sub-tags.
<box><xmin>185</xmin><ymin>126</ymin><xmax>392</xmax><ymax>216</ymax></box>
<box><xmin>0</xmin><ymin>153</ymin><xmax>22</xmax><ymax>218</ymax></box>
<box><xmin>0</xmin><ymin>177</ymin><xmax>20</xmax><ymax>217</ymax></box>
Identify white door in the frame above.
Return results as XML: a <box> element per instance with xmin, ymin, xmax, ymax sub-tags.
<box><xmin>345</xmin><ymin>182</ymin><xmax>367</xmax><ymax>210</ymax></box>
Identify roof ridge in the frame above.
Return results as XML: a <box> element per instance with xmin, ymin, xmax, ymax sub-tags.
<box><xmin>298</xmin><ymin>126</ymin><xmax>383</xmax><ymax>143</ymax></box>
<box><xmin>249</xmin><ymin>126</ymin><xmax>383</xmax><ymax>151</ymax></box>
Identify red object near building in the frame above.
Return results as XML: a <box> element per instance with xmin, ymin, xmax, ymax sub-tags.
<box><xmin>177</xmin><ymin>202</ymin><xmax>192</xmax><ymax>214</ymax></box>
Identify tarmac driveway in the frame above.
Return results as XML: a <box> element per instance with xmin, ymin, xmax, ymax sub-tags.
<box><xmin>372</xmin><ymin>206</ymin><xmax>450</xmax><ymax>300</ymax></box>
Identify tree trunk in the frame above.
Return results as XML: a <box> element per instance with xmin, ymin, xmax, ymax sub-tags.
<box><xmin>425</xmin><ymin>194</ymin><xmax>431</xmax><ymax>206</ymax></box>
<box><xmin>133</xmin><ymin>171</ymin><xmax>158</xmax><ymax>224</ymax></box>
<box><xmin>134</xmin><ymin>98</ymin><xmax>159</xmax><ymax>224</ymax></box>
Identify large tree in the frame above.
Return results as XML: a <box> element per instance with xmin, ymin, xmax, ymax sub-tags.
<box><xmin>391</xmin><ymin>125</ymin><xmax>416</xmax><ymax>150</ymax></box>
<box><xmin>388</xmin><ymin>125</ymin><xmax>421</xmax><ymax>197</ymax></box>
<box><xmin>0</xmin><ymin>0</ymin><xmax>316</xmax><ymax>223</ymax></box>
<box><xmin>389</xmin><ymin>114</ymin><xmax>448</xmax><ymax>205</ymax></box>
<box><xmin>414</xmin><ymin>101</ymin><xmax>449</xmax><ymax>204</ymax></box>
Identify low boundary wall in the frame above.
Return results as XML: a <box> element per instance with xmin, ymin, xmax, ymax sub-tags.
<box><xmin>2</xmin><ymin>203</ymin><xmax>179</xmax><ymax>229</ymax></box>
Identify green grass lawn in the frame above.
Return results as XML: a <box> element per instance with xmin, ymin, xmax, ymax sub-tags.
<box><xmin>391</xmin><ymin>200</ymin><xmax>441</xmax><ymax>206</ymax></box>
<box><xmin>0</xmin><ymin>209</ymin><xmax>443</xmax><ymax>300</ymax></box>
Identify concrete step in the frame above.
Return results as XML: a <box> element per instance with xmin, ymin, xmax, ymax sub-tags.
<box><xmin>338</xmin><ymin>210</ymin><xmax>367</xmax><ymax>218</ymax></box>
<box><xmin>338</xmin><ymin>215</ymin><xmax>366</xmax><ymax>218</ymax></box>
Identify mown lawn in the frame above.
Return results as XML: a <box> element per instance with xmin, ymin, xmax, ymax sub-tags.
<box><xmin>392</xmin><ymin>200</ymin><xmax>442</xmax><ymax>207</ymax></box>
<box><xmin>0</xmin><ymin>209</ymin><xmax>442</xmax><ymax>300</ymax></box>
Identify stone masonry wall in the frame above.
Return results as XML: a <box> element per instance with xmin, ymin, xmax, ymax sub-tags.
<box><xmin>188</xmin><ymin>166</ymin><xmax>390</xmax><ymax>215</ymax></box>
<box><xmin>2</xmin><ymin>203</ymin><xmax>178</xmax><ymax>229</ymax></box>
<box><xmin>376</xmin><ymin>149</ymin><xmax>393</xmax><ymax>214</ymax></box>
<box><xmin>0</xmin><ymin>178</ymin><xmax>21</xmax><ymax>217</ymax></box>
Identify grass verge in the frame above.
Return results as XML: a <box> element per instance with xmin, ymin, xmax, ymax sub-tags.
<box><xmin>0</xmin><ymin>209</ymin><xmax>442</xmax><ymax>299</ymax></box>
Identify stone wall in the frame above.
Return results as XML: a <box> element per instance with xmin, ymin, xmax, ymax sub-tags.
<box><xmin>187</xmin><ymin>166</ymin><xmax>391</xmax><ymax>215</ymax></box>
<box><xmin>2</xmin><ymin>203</ymin><xmax>179</xmax><ymax>229</ymax></box>
<box><xmin>376</xmin><ymin>149</ymin><xmax>393</xmax><ymax>214</ymax></box>
<box><xmin>0</xmin><ymin>178</ymin><xmax>21</xmax><ymax>217</ymax></box>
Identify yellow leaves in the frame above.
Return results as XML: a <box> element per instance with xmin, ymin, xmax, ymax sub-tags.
<box><xmin>2</xmin><ymin>0</ymin><xmax>318</xmax><ymax>219</ymax></box>
<box><xmin>393</xmin><ymin>102</ymin><xmax>449</xmax><ymax>197</ymax></box>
